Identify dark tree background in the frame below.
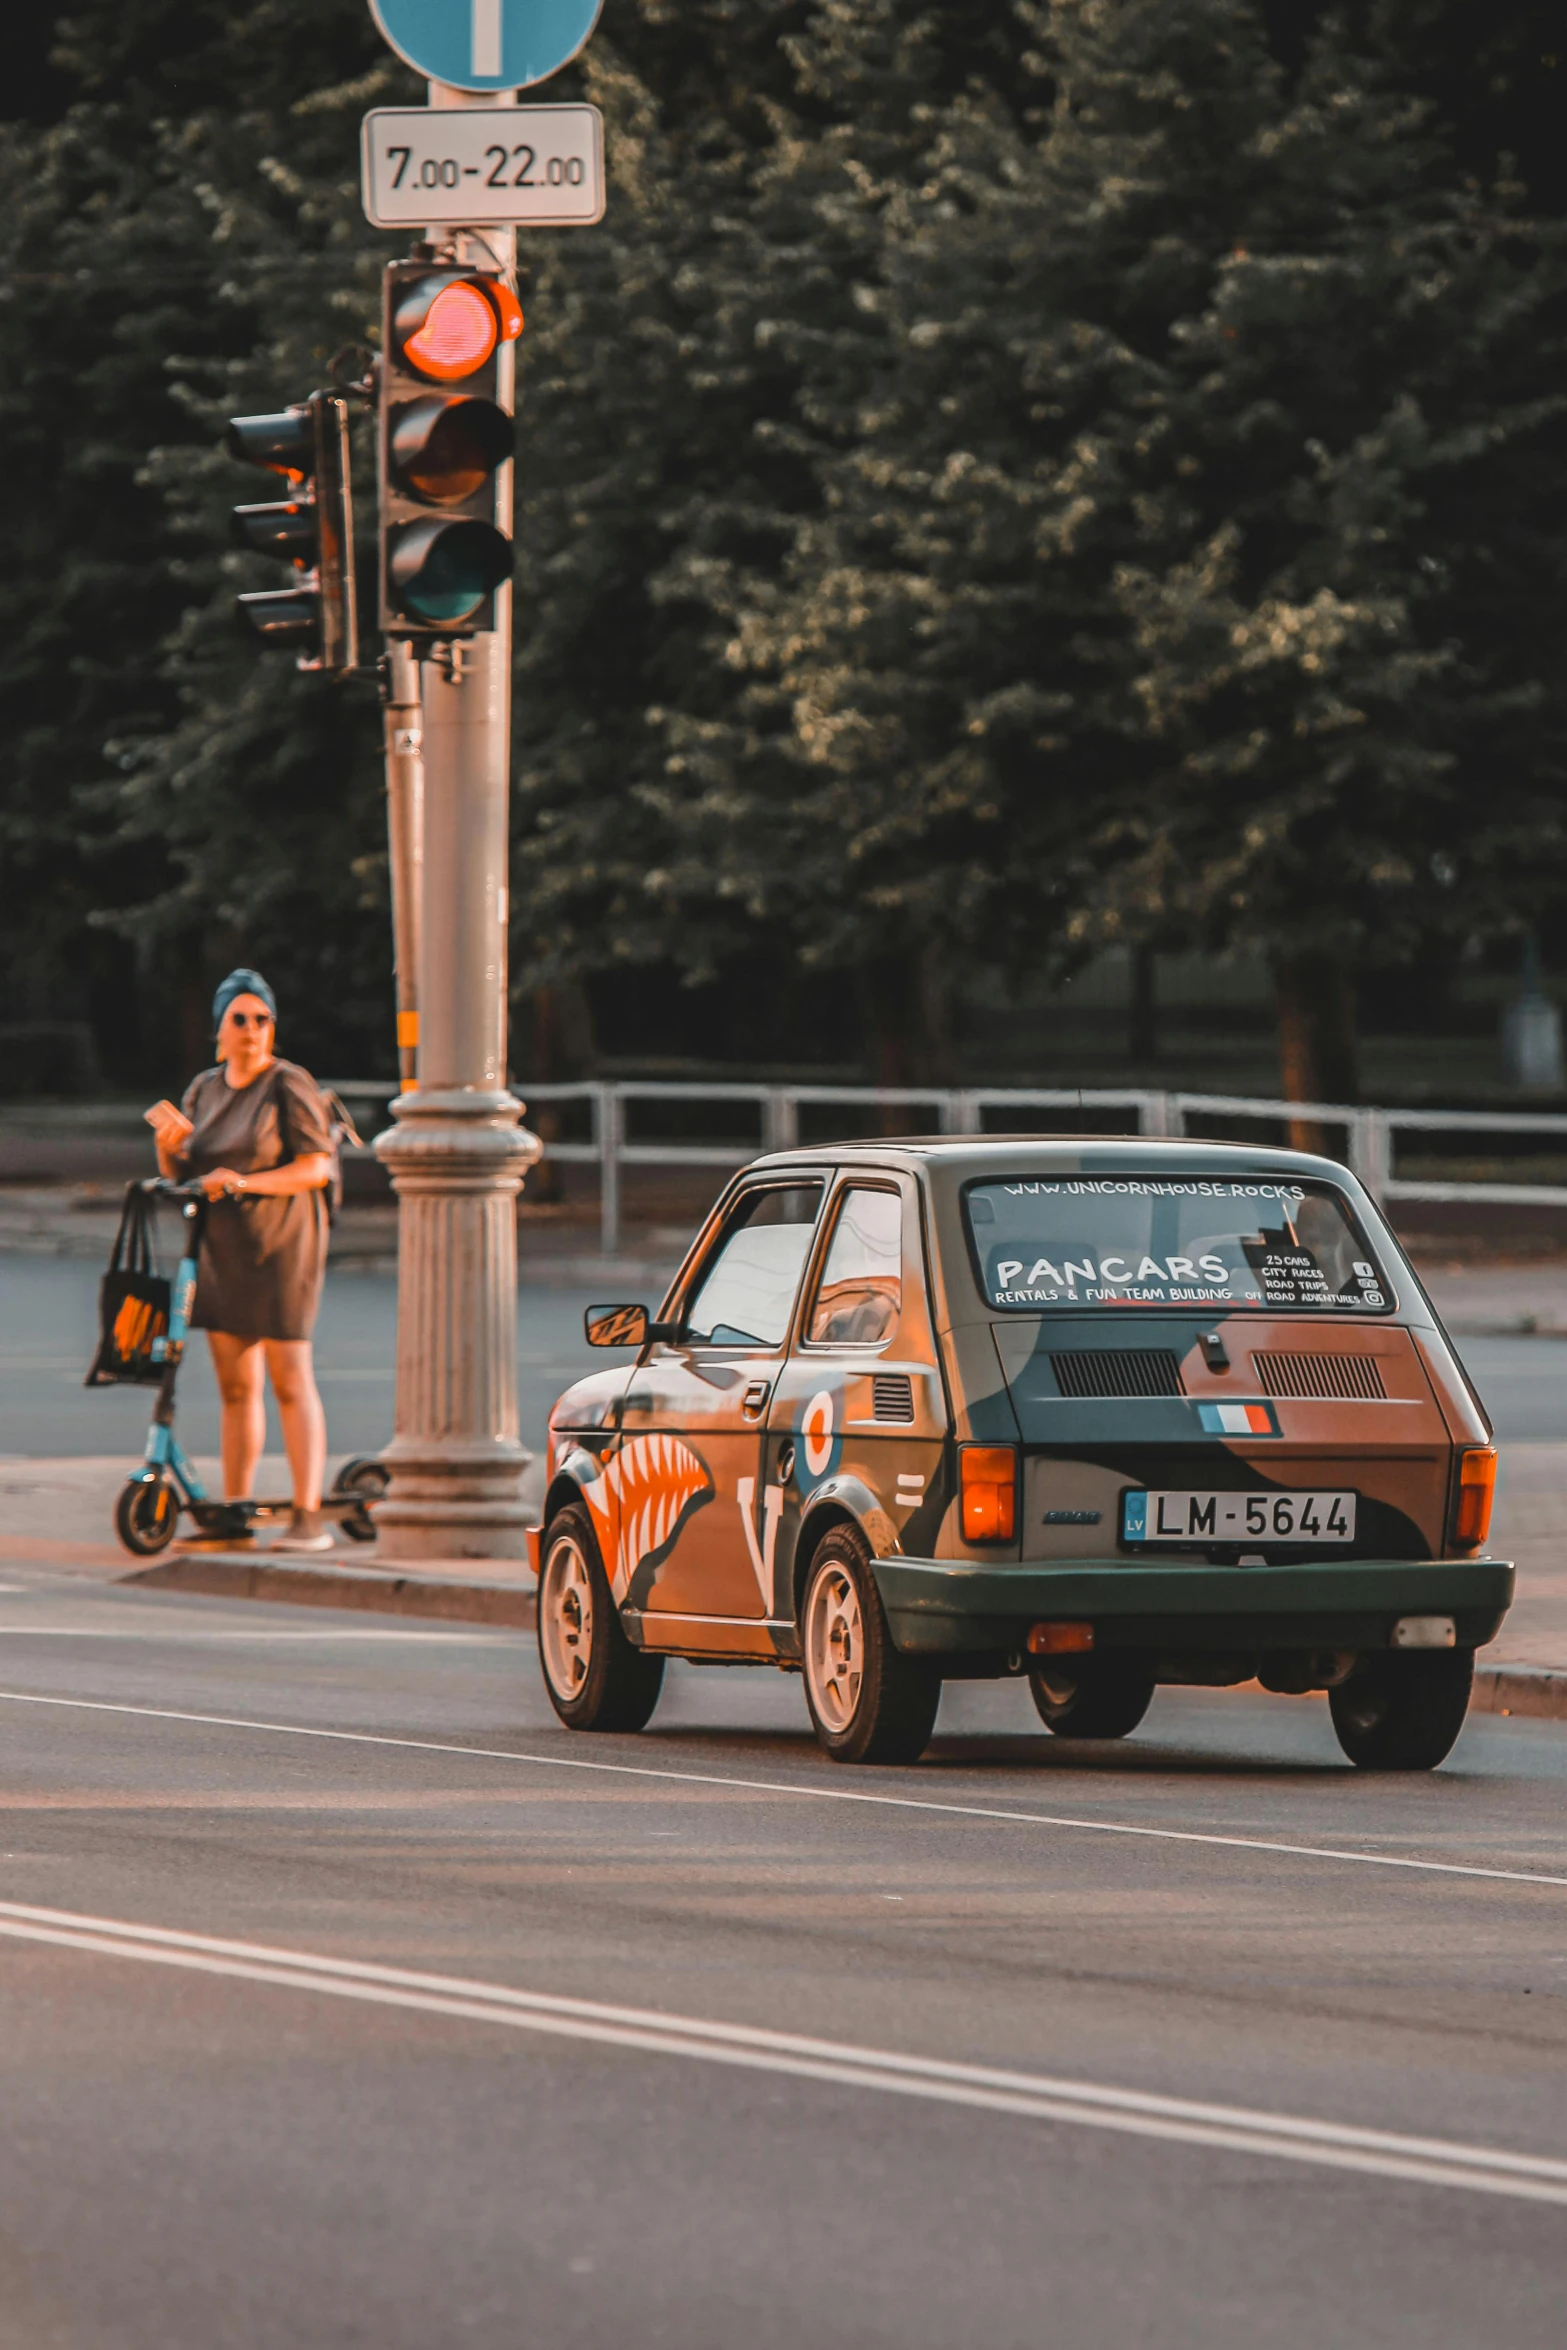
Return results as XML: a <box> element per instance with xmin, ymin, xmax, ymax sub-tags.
<box><xmin>1</xmin><ymin>0</ymin><xmax>1563</xmax><ymax>1097</ymax></box>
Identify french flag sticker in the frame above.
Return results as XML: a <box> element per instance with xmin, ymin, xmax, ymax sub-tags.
<box><xmin>1198</xmin><ymin>1401</ymin><xmax>1279</xmax><ymax>1437</ymax></box>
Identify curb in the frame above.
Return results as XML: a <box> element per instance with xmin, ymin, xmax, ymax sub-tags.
<box><xmin>1471</xmin><ymin>1663</ymin><xmax>1567</xmax><ymax>1722</ymax></box>
<box><xmin>121</xmin><ymin>1550</ymin><xmax>537</xmax><ymax>1628</ymax></box>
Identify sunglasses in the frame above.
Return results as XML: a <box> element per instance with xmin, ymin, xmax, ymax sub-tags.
<box><xmin>227</xmin><ymin>1010</ymin><xmax>273</xmax><ymax>1029</ymax></box>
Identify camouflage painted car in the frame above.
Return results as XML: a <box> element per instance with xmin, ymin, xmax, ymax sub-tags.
<box><xmin>533</xmin><ymin>1138</ymin><xmax>1510</xmax><ymax>1770</ymax></box>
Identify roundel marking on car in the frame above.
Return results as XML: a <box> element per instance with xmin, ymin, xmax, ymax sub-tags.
<box><xmin>801</xmin><ymin>1389</ymin><xmax>837</xmax><ymax>1481</ymax></box>
<box><xmin>579</xmin><ymin>1433</ymin><xmax>713</xmax><ymax>1602</ymax></box>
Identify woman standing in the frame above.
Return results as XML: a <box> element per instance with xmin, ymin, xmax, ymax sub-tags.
<box><xmin>144</xmin><ymin>968</ymin><xmax>336</xmax><ymax>1553</ymax></box>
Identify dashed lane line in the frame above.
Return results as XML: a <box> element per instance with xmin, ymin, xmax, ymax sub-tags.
<box><xmin>1</xmin><ymin>1688</ymin><xmax>1565</xmax><ymax>1891</ymax></box>
<box><xmin>0</xmin><ymin>1897</ymin><xmax>1562</xmax><ymax>2206</ymax></box>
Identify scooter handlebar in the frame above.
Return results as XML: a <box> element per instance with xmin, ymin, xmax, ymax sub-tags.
<box><xmin>136</xmin><ymin>1177</ymin><xmax>207</xmax><ymax>1204</ymax></box>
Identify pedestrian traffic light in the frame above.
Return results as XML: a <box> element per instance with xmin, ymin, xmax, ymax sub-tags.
<box><xmin>379</xmin><ymin>261</ymin><xmax>520</xmax><ymax>636</ymax></box>
<box><xmin>226</xmin><ymin>393</ymin><xmax>360</xmax><ymax>673</ymax></box>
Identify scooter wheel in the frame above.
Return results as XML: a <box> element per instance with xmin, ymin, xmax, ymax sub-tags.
<box><xmin>115</xmin><ymin>1478</ymin><xmax>178</xmax><ymax>1557</ymax></box>
<box><xmin>331</xmin><ymin>1455</ymin><xmax>391</xmax><ymax>1501</ymax></box>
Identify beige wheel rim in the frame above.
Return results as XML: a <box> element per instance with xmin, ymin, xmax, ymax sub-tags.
<box><xmin>805</xmin><ymin>1561</ymin><xmax>863</xmax><ymax>1735</ymax></box>
<box><xmin>540</xmin><ymin>1533</ymin><xmax>594</xmax><ymax>1702</ymax></box>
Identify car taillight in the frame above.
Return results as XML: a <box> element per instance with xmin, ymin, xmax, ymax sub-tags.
<box><xmin>960</xmin><ymin>1445</ymin><xmax>1017</xmax><ymax>1543</ymax></box>
<box><xmin>1451</xmin><ymin>1446</ymin><xmax>1496</xmax><ymax>1550</ymax></box>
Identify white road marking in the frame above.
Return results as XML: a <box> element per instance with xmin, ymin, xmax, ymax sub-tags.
<box><xmin>0</xmin><ymin>1896</ymin><xmax>1560</xmax><ymax>2206</ymax></box>
<box><xmin>0</xmin><ymin>1628</ymin><xmax>513</xmax><ymax>1642</ymax></box>
<box><xmin>0</xmin><ymin>1688</ymin><xmax>1563</xmax><ymax>1892</ymax></box>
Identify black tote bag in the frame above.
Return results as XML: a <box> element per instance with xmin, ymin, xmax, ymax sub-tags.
<box><xmin>85</xmin><ymin>1187</ymin><xmax>172</xmax><ymax>1387</ymax></box>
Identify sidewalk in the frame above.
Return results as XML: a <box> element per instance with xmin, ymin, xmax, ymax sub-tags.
<box><xmin>0</xmin><ymin>1454</ymin><xmax>544</xmax><ymax>1626</ymax></box>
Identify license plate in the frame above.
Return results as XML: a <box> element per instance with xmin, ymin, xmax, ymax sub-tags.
<box><xmin>1123</xmin><ymin>1490</ymin><xmax>1356</xmax><ymax>1545</ymax></box>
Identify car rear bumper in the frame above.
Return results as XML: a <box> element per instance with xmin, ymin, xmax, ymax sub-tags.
<box><xmin>872</xmin><ymin>1555</ymin><xmax>1515</xmax><ymax>1658</ymax></box>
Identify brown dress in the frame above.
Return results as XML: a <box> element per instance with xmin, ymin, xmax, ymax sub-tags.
<box><xmin>177</xmin><ymin>1060</ymin><xmax>333</xmax><ymax>1341</ymax></box>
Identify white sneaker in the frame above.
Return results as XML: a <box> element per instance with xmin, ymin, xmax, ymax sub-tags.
<box><xmin>272</xmin><ymin>1515</ymin><xmax>335</xmax><ymax>1555</ymax></box>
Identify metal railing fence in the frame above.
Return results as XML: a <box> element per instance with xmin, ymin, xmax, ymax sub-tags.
<box><xmin>326</xmin><ymin>1080</ymin><xmax>1567</xmax><ymax>1259</ymax></box>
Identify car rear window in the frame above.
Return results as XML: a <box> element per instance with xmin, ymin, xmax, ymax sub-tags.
<box><xmin>965</xmin><ymin>1177</ymin><xmax>1391</xmax><ymax>1314</ymax></box>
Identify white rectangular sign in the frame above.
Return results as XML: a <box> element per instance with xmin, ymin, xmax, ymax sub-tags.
<box><xmin>361</xmin><ymin>104</ymin><xmax>605</xmax><ymax>228</ymax></box>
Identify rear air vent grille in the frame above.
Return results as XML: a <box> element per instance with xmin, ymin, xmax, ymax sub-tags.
<box><xmin>1252</xmin><ymin>1351</ymin><xmax>1386</xmax><ymax>1401</ymax></box>
<box><xmin>1050</xmin><ymin>1350</ymin><xmax>1185</xmax><ymax>1399</ymax></box>
<box><xmin>871</xmin><ymin>1373</ymin><xmax>915</xmax><ymax>1423</ymax></box>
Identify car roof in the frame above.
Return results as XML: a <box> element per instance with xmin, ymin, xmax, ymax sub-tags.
<box><xmin>745</xmin><ymin>1135</ymin><xmax>1361</xmax><ymax>1186</ymax></box>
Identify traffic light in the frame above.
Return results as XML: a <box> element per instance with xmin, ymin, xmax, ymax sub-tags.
<box><xmin>378</xmin><ymin>262</ymin><xmax>520</xmax><ymax>636</ymax></box>
<box><xmin>227</xmin><ymin>393</ymin><xmax>359</xmax><ymax>673</ymax></box>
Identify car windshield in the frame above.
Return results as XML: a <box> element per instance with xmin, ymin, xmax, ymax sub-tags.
<box><xmin>685</xmin><ymin>1183</ymin><xmax>824</xmax><ymax>1346</ymax></box>
<box><xmin>965</xmin><ymin>1176</ymin><xmax>1390</xmax><ymax>1313</ymax></box>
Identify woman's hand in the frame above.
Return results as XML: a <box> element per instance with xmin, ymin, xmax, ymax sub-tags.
<box><xmin>145</xmin><ymin>1100</ymin><xmax>193</xmax><ymax>1149</ymax></box>
<box><xmin>198</xmin><ymin>1154</ymin><xmax>331</xmax><ymax>1203</ymax></box>
<box><xmin>145</xmin><ymin>1099</ymin><xmax>194</xmax><ymax>1180</ymax></box>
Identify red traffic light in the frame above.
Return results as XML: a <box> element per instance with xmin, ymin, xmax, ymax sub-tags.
<box><xmin>394</xmin><ymin>274</ymin><xmax>524</xmax><ymax>384</ymax></box>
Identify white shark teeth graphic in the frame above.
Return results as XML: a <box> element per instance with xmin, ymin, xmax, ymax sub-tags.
<box><xmin>579</xmin><ymin>1433</ymin><xmax>712</xmax><ymax>1599</ymax></box>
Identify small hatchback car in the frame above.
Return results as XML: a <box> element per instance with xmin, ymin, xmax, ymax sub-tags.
<box><xmin>533</xmin><ymin>1138</ymin><xmax>1512</xmax><ymax>1769</ymax></box>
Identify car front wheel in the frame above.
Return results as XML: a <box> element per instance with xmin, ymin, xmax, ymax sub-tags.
<box><xmin>1328</xmin><ymin>1648</ymin><xmax>1474</xmax><ymax>1770</ymax></box>
<box><xmin>801</xmin><ymin>1526</ymin><xmax>939</xmax><ymax>1765</ymax></box>
<box><xmin>537</xmin><ymin>1502</ymin><xmax>664</xmax><ymax>1733</ymax></box>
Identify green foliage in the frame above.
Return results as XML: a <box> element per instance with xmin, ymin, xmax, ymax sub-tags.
<box><xmin>0</xmin><ymin>0</ymin><xmax>1563</xmax><ymax>1091</ymax></box>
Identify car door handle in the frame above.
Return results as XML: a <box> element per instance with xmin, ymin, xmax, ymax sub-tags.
<box><xmin>742</xmin><ymin>1380</ymin><xmax>772</xmax><ymax>1420</ymax></box>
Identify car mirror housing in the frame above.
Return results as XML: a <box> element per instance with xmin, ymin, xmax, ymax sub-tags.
<box><xmin>584</xmin><ymin>1302</ymin><xmax>673</xmax><ymax>1348</ymax></box>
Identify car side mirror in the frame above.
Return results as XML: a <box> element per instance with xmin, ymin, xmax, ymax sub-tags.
<box><xmin>584</xmin><ymin>1302</ymin><xmax>657</xmax><ymax>1349</ymax></box>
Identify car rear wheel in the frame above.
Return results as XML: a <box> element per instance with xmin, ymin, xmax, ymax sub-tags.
<box><xmin>1329</xmin><ymin>1648</ymin><xmax>1474</xmax><ymax>1771</ymax></box>
<box><xmin>801</xmin><ymin>1525</ymin><xmax>940</xmax><ymax>1765</ymax></box>
<box><xmin>1029</xmin><ymin>1661</ymin><xmax>1155</xmax><ymax>1740</ymax></box>
<box><xmin>538</xmin><ymin>1502</ymin><xmax>664</xmax><ymax>1733</ymax></box>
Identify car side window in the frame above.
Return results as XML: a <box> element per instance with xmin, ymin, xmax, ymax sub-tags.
<box><xmin>684</xmin><ymin>1183</ymin><xmax>824</xmax><ymax>1348</ymax></box>
<box><xmin>806</xmin><ymin>1186</ymin><xmax>902</xmax><ymax>1346</ymax></box>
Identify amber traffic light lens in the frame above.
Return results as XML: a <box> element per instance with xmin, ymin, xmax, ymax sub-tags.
<box><xmin>400</xmin><ymin>280</ymin><xmax>499</xmax><ymax>381</ymax></box>
<box><xmin>390</xmin><ymin>397</ymin><xmax>514</xmax><ymax>505</ymax></box>
<box><xmin>231</xmin><ymin>501</ymin><xmax>317</xmax><ymax>561</ymax></box>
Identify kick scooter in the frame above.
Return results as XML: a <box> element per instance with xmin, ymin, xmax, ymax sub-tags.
<box><xmin>112</xmin><ymin>1177</ymin><xmax>388</xmax><ymax>1556</ymax></box>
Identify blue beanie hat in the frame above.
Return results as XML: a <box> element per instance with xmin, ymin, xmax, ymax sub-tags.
<box><xmin>212</xmin><ymin>967</ymin><xmax>277</xmax><ymax>1032</ymax></box>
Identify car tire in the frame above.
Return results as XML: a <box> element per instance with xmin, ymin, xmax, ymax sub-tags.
<box><xmin>1328</xmin><ymin>1648</ymin><xmax>1474</xmax><ymax>1771</ymax></box>
<box><xmin>1029</xmin><ymin>1662</ymin><xmax>1155</xmax><ymax>1740</ymax></box>
<box><xmin>801</xmin><ymin>1525</ymin><xmax>940</xmax><ymax>1765</ymax></box>
<box><xmin>537</xmin><ymin>1502</ymin><xmax>664</xmax><ymax>1733</ymax></box>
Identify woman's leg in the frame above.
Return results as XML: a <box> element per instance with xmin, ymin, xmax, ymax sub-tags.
<box><xmin>207</xmin><ymin>1331</ymin><xmax>266</xmax><ymax>1500</ymax></box>
<box><xmin>263</xmin><ymin>1339</ymin><xmax>326</xmax><ymax>1512</ymax></box>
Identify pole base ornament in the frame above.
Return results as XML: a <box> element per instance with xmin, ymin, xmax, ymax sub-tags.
<box><xmin>373</xmin><ymin>1087</ymin><xmax>541</xmax><ymax>1560</ymax></box>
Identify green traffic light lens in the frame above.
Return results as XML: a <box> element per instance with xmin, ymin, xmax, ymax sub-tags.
<box><xmin>390</xmin><ymin>518</ymin><xmax>513</xmax><ymax>623</ymax></box>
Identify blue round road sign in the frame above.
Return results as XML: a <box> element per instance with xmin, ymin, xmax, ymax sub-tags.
<box><xmin>369</xmin><ymin>0</ymin><xmax>604</xmax><ymax>94</ymax></box>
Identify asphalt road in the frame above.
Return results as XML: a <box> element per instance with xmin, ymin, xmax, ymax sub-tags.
<box><xmin>0</xmin><ymin>1570</ymin><xmax>1565</xmax><ymax>2347</ymax></box>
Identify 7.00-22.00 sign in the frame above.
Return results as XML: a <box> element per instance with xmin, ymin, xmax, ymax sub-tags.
<box><xmin>361</xmin><ymin>105</ymin><xmax>605</xmax><ymax>229</ymax></box>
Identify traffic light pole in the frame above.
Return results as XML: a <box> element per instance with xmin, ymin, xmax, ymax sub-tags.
<box><xmin>373</xmin><ymin>80</ymin><xmax>540</xmax><ymax>1563</ymax></box>
<box><xmin>381</xmin><ymin>638</ymin><xmax>424</xmax><ymax>1095</ymax></box>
